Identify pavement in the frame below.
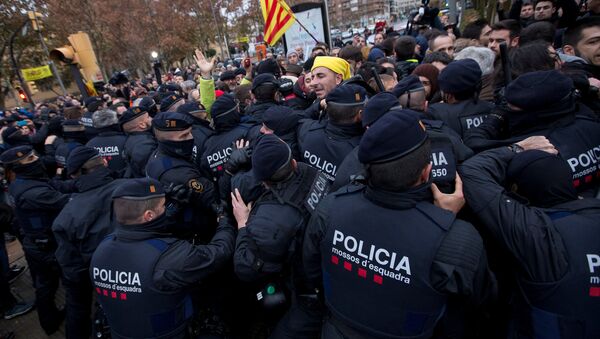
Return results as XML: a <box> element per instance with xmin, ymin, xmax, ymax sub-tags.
<box><xmin>0</xmin><ymin>239</ymin><xmax>65</xmax><ymax>338</ymax></box>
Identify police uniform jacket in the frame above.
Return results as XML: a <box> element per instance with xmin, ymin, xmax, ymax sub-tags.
<box><xmin>81</xmin><ymin>110</ymin><xmax>98</xmax><ymax>139</ymax></box>
<box><xmin>244</xmin><ymin>100</ymin><xmax>278</xmax><ymax>123</ymax></box>
<box><xmin>55</xmin><ymin>140</ymin><xmax>83</xmax><ymax>169</ymax></box>
<box><xmin>297</xmin><ymin>119</ymin><xmax>363</xmax><ymax>182</ymax></box>
<box><xmin>146</xmin><ymin>148</ymin><xmax>216</xmax><ymax>239</ymax></box>
<box><xmin>86</xmin><ymin>128</ymin><xmax>128</xmax><ymax>177</ymax></box>
<box><xmin>460</xmin><ymin>146</ymin><xmax>600</xmax><ymax>339</ymax></box>
<box><xmin>428</xmin><ymin>99</ymin><xmax>495</xmax><ymax>138</ymax></box>
<box><xmin>331</xmin><ymin>119</ymin><xmax>473</xmax><ymax>192</ymax></box>
<box><xmin>189</xmin><ymin>117</ymin><xmax>214</xmax><ymax>169</ymax></box>
<box><xmin>244</xmin><ymin>101</ymin><xmax>280</xmax><ymax>143</ymax></box>
<box><xmin>303</xmin><ymin>183</ymin><xmax>496</xmax><ymax>338</ymax></box>
<box><xmin>234</xmin><ymin>163</ymin><xmax>329</xmax><ymax>289</ymax></box>
<box><xmin>90</xmin><ymin>214</ymin><xmax>235</xmax><ymax>339</ymax></box>
<box><xmin>52</xmin><ymin>166</ymin><xmax>127</xmax><ymax>283</ymax></box>
<box><xmin>9</xmin><ymin>175</ymin><xmax>70</xmax><ymax>249</ymax></box>
<box><xmin>201</xmin><ymin>124</ymin><xmax>255</xmax><ymax>180</ymax></box>
<box><xmin>463</xmin><ymin>104</ymin><xmax>600</xmax><ymax>196</ymax></box>
<box><xmin>123</xmin><ymin>131</ymin><xmax>157</xmax><ymax>178</ymax></box>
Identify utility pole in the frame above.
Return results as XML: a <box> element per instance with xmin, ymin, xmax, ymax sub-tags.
<box><xmin>207</xmin><ymin>0</ymin><xmax>227</xmax><ymax>61</ymax></box>
<box><xmin>9</xmin><ymin>19</ymin><xmax>35</xmax><ymax>109</ymax></box>
<box><xmin>29</xmin><ymin>7</ymin><xmax>67</xmax><ymax>95</ymax></box>
<box><xmin>448</xmin><ymin>0</ymin><xmax>458</xmax><ymax>25</ymax></box>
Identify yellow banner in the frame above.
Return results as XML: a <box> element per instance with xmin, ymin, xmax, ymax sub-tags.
<box><xmin>21</xmin><ymin>65</ymin><xmax>52</xmax><ymax>81</ymax></box>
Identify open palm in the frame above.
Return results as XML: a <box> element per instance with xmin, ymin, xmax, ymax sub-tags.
<box><xmin>194</xmin><ymin>49</ymin><xmax>215</xmax><ymax>74</ymax></box>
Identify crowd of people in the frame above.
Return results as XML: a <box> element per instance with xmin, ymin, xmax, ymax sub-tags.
<box><xmin>0</xmin><ymin>0</ymin><xmax>599</xmax><ymax>338</ymax></box>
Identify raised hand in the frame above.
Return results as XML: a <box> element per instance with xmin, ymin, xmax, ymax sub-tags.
<box><xmin>194</xmin><ymin>49</ymin><xmax>215</xmax><ymax>77</ymax></box>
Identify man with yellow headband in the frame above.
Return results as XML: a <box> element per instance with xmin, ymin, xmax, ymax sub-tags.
<box><xmin>309</xmin><ymin>56</ymin><xmax>352</xmax><ymax>99</ymax></box>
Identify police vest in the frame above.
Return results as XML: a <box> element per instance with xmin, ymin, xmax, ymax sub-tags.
<box><xmin>332</xmin><ymin>122</ymin><xmax>462</xmax><ymax>193</ymax></box>
<box><xmin>429</xmin><ymin>100</ymin><xmax>493</xmax><ymax>138</ymax></box>
<box><xmin>248</xmin><ymin>164</ymin><xmax>330</xmax><ymax>287</ymax></box>
<box><xmin>297</xmin><ymin>120</ymin><xmax>361</xmax><ymax>181</ymax></box>
<box><xmin>81</xmin><ymin>111</ymin><xmax>98</xmax><ymax>139</ymax></box>
<box><xmin>9</xmin><ymin>179</ymin><xmax>61</xmax><ymax>240</ymax></box>
<box><xmin>423</xmin><ymin>120</ymin><xmax>458</xmax><ymax>193</ymax></box>
<box><xmin>322</xmin><ymin>186</ymin><xmax>450</xmax><ymax>338</ymax></box>
<box><xmin>201</xmin><ymin>125</ymin><xmax>251</xmax><ymax>179</ymax></box>
<box><xmin>331</xmin><ymin>148</ymin><xmax>365</xmax><ymax>191</ymax></box>
<box><xmin>517</xmin><ymin>206</ymin><xmax>600</xmax><ymax>338</ymax></box>
<box><xmin>86</xmin><ymin>131</ymin><xmax>127</xmax><ymax>175</ymax></box>
<box><xmin>547</xmin><ymin>115</ymin><xmax>600</xmax><ymax>194</ymax></box>
<box><xmin>91</xmin><ymin>235</ymin><xmax>192</xmax><ymax>339</ymax></box>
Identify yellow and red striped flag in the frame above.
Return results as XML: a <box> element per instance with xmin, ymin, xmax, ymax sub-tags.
<box><xmin>260</xmin><ymin>0</ymin><xmax>296</xmax><ymax>45</ymax></box>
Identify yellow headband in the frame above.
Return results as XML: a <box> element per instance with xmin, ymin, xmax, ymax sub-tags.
<box><xmin>311</xmin><ymin>56</ymin><xmax>352</xmax><ymax>80</ymax></box>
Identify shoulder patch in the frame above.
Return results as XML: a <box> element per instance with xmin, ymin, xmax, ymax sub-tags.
<box><xmin>188</xmin><ymin>179</ymin><xmax>204</xmax><ymax>193</ymax></box>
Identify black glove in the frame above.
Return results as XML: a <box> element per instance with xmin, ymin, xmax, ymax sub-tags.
<box><xmin>225</xmin><ymin>142</ymin><xmax>252</xmax><ymax>175</ymax></box>
<box><xmin>165</xmin><ymin>183</ymin><xmax>193</xmax><ymax>205</ymax></box>
<box><xmin>211</xmin><ymin>199</ymin><xmax>231</xmax><ymax>221</ymax></box>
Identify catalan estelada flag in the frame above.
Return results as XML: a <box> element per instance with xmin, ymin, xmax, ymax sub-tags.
<box><xmin>260</xmin><ymin>0</ymin><xmax>296</xmax><ymax>45</ymax></box>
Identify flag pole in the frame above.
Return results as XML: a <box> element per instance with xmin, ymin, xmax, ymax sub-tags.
<box><xmin>293</xmin><ymin>16</ymin><xmax>320</xmax><ymax>44</ymax></box>
<box><xmin>276</xmin><ymin>0</ymin><xmax>320</xmax><ymax>44</ymax></box>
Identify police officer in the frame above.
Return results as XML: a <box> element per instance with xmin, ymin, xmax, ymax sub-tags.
<box><xmin>239</xmin><ymin>73</ymin><xmax>283</xmax><ymax>144</ymax></box>
<box><xmin>463</xmin><ymin>70</ymin><xmax>600</xmax><ymax>196</ymax></box>
<box><xmin>176</xmin><ymin>101</ymin><xmax>214</xmax><ymax>169</ymax></box>
<box><xmin>86</xmin><ymin>108</ymin><xmax>128</xmax><ymax>176</ymax></box>
<box><xmin>132</xmin><ymin>95</ymin><xmax>159</xmax><ymax>117</ymax></box>
<box><xmin>297</xmin><ymin>84</ymin><xmax>366</xmax><ymax>181</ymax></box>
<box><xmin>1</xmin><ymin>146</ymin><xmax>69</xmax><ymax>334</ymax></box>
<box><xmin>261</xmin><ymin>105</ymin><xmax>302</xmax><ymax>160</ymax></box>
<box><xmin>334</xmin><ymin>91</ymin><xmax>473</xmax><ymax>193</ymax></box>
<box><xmin>245</xmin><ymin>73</ymin><xmax>281</xmax><ymax>123</ymax></box>
<box><xmin>392</xmin><ymin>77</ymin><xmax>474</xmax><ymax>192</ymax></box>
<box><xmin>90</xmin><ymin>177</ymin><xmax>235</xmax><ymax>339</ymax></box>
<box><xmin>201</xmin><ymin>94</ymin><xmax>254</xmax><ymax>185</ymax></box>
<box><xmin>160</xmin><ymin>93</ymin><xmax>185</xmax><ymax>112</ymax></box>
<box><xmin>55</xmin><ymin>119</ymin><xmax>87</xmax><ymax>176</ymax></box>
<box><xmin>120</xmin><ymin>107</ymin><xmax>157</xmax><ymax>178</ymax></box>
<box><xmin>231</xmin><ymin>134</ymin><xmax>330</xmax><ymax>338</ymax></box>
<box><xmin>460</xmin><ymin>139</ymin><xmax>600</xmax><ymax>338</ymax></box>
<box><xmin>82</xmin><ymin>96</ymin><xmax>106</xmax><ymax>139</ymax></box>
<box><xmin>303</xmin><ymin>112</ymin><xmax>496</xmax><ymax>338</ymax></box>
<box><xmin>52</xmin><ymin>146</ymin><xmax>127</xmax><ymax>339</ymax></box>
<box><xmin>145</xmin><ymin>112</ymin><xmax>216</xmax><ymax>239</ymax></box>
<box><xmin>428</xmin><ymin>59</ymin><xmax>495</xmax><ymax>138</ymax></box>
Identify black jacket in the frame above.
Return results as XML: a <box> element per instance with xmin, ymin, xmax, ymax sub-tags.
<box><xmin>297</xmin><ymin>119</ymin><xmax>363</xmax><ymax>181</ymax></box>
<box><xmin>52</xmin><ymin>167</ymin><xmax>127</xmax><ymax>282</ymax></box>
<box><xmin>234</xmin><ymin>163</ymin><xmax>326</xmax><ymax>290</ymax></box>
<box><xmin>123</xmin><ymin>130</ymin><xmax>157</xmax><ymax>178</ymax></box>
<box><xmin>86</xmin><ymin>128</ymin><xmax>128</xmax><ymax>177</ymax></box>
<box><xmin>303</xmin><ymin>183</ymin><xmax>497</xmax><ymax>337</ymax></box>
<box><xmin>463</xmin><ymin>103</ymin><xmax>600</xmax><ymax>196</ymax></box>
<box><xmin>460</xmin><ymin>147</ymin><xmax>600</xmax><ymax>338</ymax></box>
<box><xmin>428</xmin><ymin>99</ymin><xmax>495</xmax><ymax>138</ymax></box>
